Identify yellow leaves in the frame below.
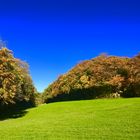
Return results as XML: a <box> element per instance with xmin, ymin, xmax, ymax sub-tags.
<box><xmin>80</xmin><ymin>75</ymin><xmax>89</xmax><ymax>83</ymax></box>
<box><xmin>80</xmin><ymin>75</ymin><xmax>90</xmax><ymax>88</ymax></box>
<box><xmin>0</xmin><ymin>88</ymin><xmax>4</xmax><ymax>96</ymax></box>
<box><xmin>74</xmin><ymin>83</ymin><xmax>82</xmax><ymax>89</ymax></box>
<box><xmin>0</xmin><ymin>47</ymin><xmax>13</xmax><ymax>58</ymax></box>
<box><xmin>0</xmin><ymin>47</ymin><xmax>36</xmax><ymax>105</ymax></box>
<box><xmin>0</xmin><ymin>88</ymin><xmax>15</xmax><ymax>104</ymax></box>
<box><xmin>61</xmin><ymin>85</ymin><xmax>70</xmax><ymax>93</ymax></box>
<box><xmin>42</xmin><ymin>53</ymin><xmax>140</xmax><ymax>102</ymax></box>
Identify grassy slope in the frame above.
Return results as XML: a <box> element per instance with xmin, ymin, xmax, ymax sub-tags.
<box><xmin>0</xmin><ymin>98</ymin><xmax>140</xmax><ymax>140</ymax></box>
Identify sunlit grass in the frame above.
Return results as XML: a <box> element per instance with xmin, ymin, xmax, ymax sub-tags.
<box><xmin>0</xmin><ymin>98</ymin><xmax>140</xmax><ymax>140</ymax></box>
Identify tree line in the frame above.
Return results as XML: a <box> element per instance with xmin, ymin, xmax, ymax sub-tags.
<box><xmin>43</xmin><ymin>53</ymin><xmax>140</xmax><ymax>103</ymax></box>
<box><xmin>0</xmin><ymin>42</ymin><xmax>140</xmax><ymax>110</ymax></box>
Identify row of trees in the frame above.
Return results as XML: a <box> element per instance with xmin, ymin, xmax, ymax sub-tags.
<box><xmin>0</xmin><ymin>41</ymin><xmax>140</xmax><ymax>107</ymax></box>
<box><xmin>43</xmin><ymin>53</ymin><xmax>140</xmax><ymax>103</ymax></box>
<box><xmin>0</xmin><ymin>43</ymin><xmax>37</xmax><ymax>110</ymax></box>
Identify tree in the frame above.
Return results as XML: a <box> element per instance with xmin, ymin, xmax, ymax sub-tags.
<box><xmin>42</xmin><ymin>53</ymin><xmax>139</xmax><ymax>103</ymax></box>
<box><xmin>0</xmin><ymin>43</ymin><xmax>36</xmax><ymax>108</ymax></box>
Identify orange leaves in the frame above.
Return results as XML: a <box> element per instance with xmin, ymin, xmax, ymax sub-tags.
<box><xmin>0</xmin><ymin>46</ymin><xmax>36</xmax><ymax>106</ymax></box>
<box><xmin>43</xmin><ymin>53</ymin><xmax>140</xmax><ymax>103</ymax></box>
<box><xmin>107</xmin><ymin>75</ymin><xmax>124</xmax><ymax>88</ymax></box>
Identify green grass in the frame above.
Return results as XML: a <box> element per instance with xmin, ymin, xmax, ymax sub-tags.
<box><xmin>0</xmin><ymin>98</ymin><xmax>140</xmax><ymax>140</ymax></box>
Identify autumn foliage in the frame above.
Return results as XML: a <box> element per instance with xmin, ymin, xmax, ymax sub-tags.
<box><xmin>0</xmin><ymin>45</ymin><xmax>36</xmax><ymax>109</ymax></box>
<box><xmin>43</xmin><ymin>54</ymin><xmax>140</xmax><ymax>103</ymax></box>
<box><xmin>0</xmin><ymin>41</ymin><xmax>139</xmax><ymax>106</ymax></box>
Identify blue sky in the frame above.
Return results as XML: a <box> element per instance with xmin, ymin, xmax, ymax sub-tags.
<box><xmin>0</xmin><ymin>0</ymin><xmax>140</xmax><ymax>92</ymax></box>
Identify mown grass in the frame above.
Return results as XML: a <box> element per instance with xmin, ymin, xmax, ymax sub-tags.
<box><xmin>0</xmin><ymin>98</ymin><xmax>140</xmax><ymax>140</ymax></box>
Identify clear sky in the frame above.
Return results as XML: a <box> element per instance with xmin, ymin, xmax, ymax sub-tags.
<box><xmin>0</xmin><ymin>0</ymin><xmax>140</xmax><ymax>92</ymax></box>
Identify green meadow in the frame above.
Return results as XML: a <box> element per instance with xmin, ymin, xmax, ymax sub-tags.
<box><xmin>0</xmin><ymin>98</ymin><xmax>140</xmax><ymax>140</ymax></box>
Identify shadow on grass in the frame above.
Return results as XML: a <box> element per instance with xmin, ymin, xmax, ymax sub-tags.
<box><xmin>0</xmin><ymin>107</ymin><xmax>28</xmax><ymax>121</ymax></box>
<box><xmin>0</xmin><ymin>100</ymin><xmax>36</xmax><ymax>121</ymax></box>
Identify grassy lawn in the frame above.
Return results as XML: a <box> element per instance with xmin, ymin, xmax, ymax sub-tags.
<box><xmin>0</xmin><ymin>98</ymin><xmax>140</xmax><ymax>140</ymax></box>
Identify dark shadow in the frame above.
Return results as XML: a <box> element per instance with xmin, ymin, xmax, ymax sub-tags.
<box><xmin>0</xmin><ymin>101</ymin><xmax>35</xmax><ymax>121</ymax></box>
<box><xmin>46</xmin><ymin>85</ymin><xmax>114</xmax><ymax>104</ymax></box>
<box><xmin>0</xmin><ymin>108</ymin><xmax>28</xmax><ymax>121</ymax></box>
